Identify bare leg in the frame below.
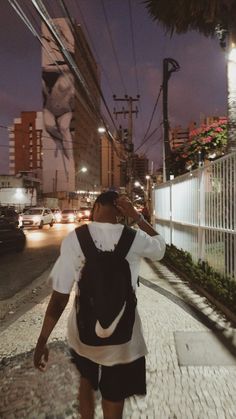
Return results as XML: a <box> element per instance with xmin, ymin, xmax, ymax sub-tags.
<box><xmin>79</xmin><ymin>376</ymin><xmax>95</xmax><ymax>419</ymax></box>
<box><xmin>102</xmin><ymin>398</ymin><xmax>124</xmax><ymax>419</ymax></box>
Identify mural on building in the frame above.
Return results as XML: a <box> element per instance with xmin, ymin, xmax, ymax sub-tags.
<box><xmin>42</xmin><ymin>18</ymin><xmax>75</xmax><ymax>193</ymax></box>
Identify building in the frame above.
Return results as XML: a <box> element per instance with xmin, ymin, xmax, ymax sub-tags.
<box><xmin>132</xmin><ymin>154</ymin><xmax>149</xmax><ymax>185</ymax></box>
<box><xmin>8</xmin><ymin>111</ymin><xmax>43</xmax><ymax>178</ymax></box>
<box><xmin>0</xmin><ymin>174</ymin><xmax>40</xmax><ymax>210</ymax></box>
<box><xmin>203</xmin><ymin>116</ymin><xmax>226</xmax><ymax>126</ymax></box>
<box><xmin>100</xmin><ymin>134</ymin><xmax>125</xmax><ymax>190</ymax></box>
<box><xmin>170</xmin><ymin>121</ymin><xmax>196</xmax><ymax>150</ymax></box>
<box><xmin>41</xmin><ymin>18</ymin><xmax>101</xmax><ymax>197</ymax></box>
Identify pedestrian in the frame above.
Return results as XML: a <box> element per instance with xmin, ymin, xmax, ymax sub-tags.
<box><xmin>34</xmin><ymin>191</ymin><xmax>165</xmax><ymax>418</ymax></box>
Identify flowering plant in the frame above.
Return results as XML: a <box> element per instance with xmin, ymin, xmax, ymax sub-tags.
<box><xmin>169</xmin><ymin>118</ymin><xmax>227</xmax><ymax>176</ymax></box>
<box><xmin>189</xmin><ymin>117</ymin><xmax>227</xmax><ymax>160</ymax></box>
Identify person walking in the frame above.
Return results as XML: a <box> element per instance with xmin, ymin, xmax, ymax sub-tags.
<box><xmin>34</xmin><ymin>191</ymin><xmax>165</xmax><ymax>418</ymax></box>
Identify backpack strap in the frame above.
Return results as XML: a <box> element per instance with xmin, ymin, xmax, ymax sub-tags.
<box><xmin>114</xmin><ymin>225</ymin><xmax>136</xmax><ymax>258</ymax></box>
<box><xmin>75</xmin><ymin>224</ymin><xmax>98</xmax><ymax>259</ymax></box>
<box><xmin>75</xmin><ymin>224</ymin><xmax>136</xmax><ymax>259</ymax></box>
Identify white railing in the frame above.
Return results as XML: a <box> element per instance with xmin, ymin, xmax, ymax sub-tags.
<box><xmin>154</xmin><ymin>152</ymin><xmax>236</xmax><ymax>280</ymax></box>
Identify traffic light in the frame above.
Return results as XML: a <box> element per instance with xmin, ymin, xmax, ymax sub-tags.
<box><xmin>124</xmin><ymin>143</ymin><xmax>134</xmax><ymax>152</ymax></box>
<box><xmin>123</xmin><ymin>128</ymin><xmax>129</xmax><ymax>143</ymax></box>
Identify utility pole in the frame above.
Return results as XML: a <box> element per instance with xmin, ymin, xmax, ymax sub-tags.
<box><xmin>113</xmin><ymin>94</ymin><xmax>139</xmax><ymax>197</ymax></box>
<box><xmin>163</xmin><ymin>58</ymin><xmax>180</xmax><ymax>182</ymax></box>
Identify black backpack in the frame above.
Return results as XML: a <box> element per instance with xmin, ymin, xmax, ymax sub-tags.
<box><xmin>75</xmin><ymin>224</ymin><xmax>137</xmax><ymax>346</ymax></box>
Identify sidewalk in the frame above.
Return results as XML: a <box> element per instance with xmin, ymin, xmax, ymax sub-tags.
<box><xmin>0</xmin><ymin>259</ymin><xmax>236</xmax><ymax>418</ymax></box>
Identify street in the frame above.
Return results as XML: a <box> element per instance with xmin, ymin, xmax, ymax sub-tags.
<box><xmin>0</xmin><ymin>223</ymin><xmax>77</xmax><ymax>300</ymax></box>
<box><xmin>0</xmin><ymin>259</ymin><xmax>236</xmax><ymax>418</ymax></box>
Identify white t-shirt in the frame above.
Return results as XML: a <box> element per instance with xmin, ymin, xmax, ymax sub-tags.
<box><xmin>50</xmin><ymin>222</ymin><xmax>166</xmax><ymax>366</ymax></box>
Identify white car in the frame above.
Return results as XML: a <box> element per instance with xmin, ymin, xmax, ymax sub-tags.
<box><xmin>60</xmin><ymin>209</ymin><xmax>77</xmax><ymax>223</ymax></box>
<box><xmin>21</xmin><ymin>207</ymin><xmax>54</xmax><ymax>229</ymax></box>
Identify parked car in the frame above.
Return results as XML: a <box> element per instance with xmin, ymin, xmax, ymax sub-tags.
<box><xmin>0</xmin><ymin>218</ymin><xmax>26</xmax><ymax>254</ymax></box>
<box><xmin>0</xmin><ymin>207</ymin><xmax>20</xmax><ymax>227</ymax></box>
<box><xmin>21</xmin><ymin>207</ymin><xmax>54</xmax><ymax>229</ymax></box>
<box><xmin>77</xmin><ymin>206</ymin><xmax>92</xmax><ymax>222</ymax></box>
<box><xmin>61</xmin><ymin>209</ymin><xmax>77</xmax><ymax>223</ymax></box>
<box><xmin>51</xmin><ymin>208</ymin><xmax>62</xmax><ymax>223</ymax></box>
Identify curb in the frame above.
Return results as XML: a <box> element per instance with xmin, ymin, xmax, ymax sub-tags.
<box><xmin>0</xmin><ymin>267</ymin><xmax>52</xmax><ymax>322</ymax></box>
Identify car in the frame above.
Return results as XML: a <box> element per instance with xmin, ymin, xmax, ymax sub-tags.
<box><xmin>21</xmin><ymin>207</ymin><xmax>54</xmax><ymax>229</ymax></box>
<box><xmin>77</xmin><ymin>206</ymin><xmax>92</xmax><ymax>222</ymax></box>
<box><xmin>61</xmin><ymin>209</ymin><xmax>77</xmax><ymax>223</ymax></box>
<box><xmin>51</xmin><ymin>208</ymin><xmax>62</xmax><ymax>223</ymax></box>
<box><xmin>0</xmin><ymin>207</ymin><xmax>20</xmax><ymax>227</ymax></box>
<box><xmin>0</xmin><ymin>218</ymin><xmax>26</xmax><ymax>254</ymax></box>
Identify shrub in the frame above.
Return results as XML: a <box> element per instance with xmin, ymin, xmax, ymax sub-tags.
<box><xmin>163</xmin><ymin>244</ymin><xmax>236</xmax><ymax>314</ymax></box>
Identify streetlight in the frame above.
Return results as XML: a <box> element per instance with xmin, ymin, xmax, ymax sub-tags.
<box><xmin>80</xmin><ymin>167</ymin><xmax>87</xmax><ymax>173</ymax></box>
<box><xmin>145</xmin><ymin>175</ymin><xmax>151</xmax><ymax>207</ymax></box>
<box><xmin>98</xmin><ymin>126</ymin><xmax>106</xmax><ymax>133</ymax></box>
<box><xmin>229</xmin><ymin>45</ymin><xmax>236</xmax><ymax>62</ymax></box>
<box><xmin>227</xmin><ymin>39</ymin><xmax>236</xmax><ymax>152</ymax></box>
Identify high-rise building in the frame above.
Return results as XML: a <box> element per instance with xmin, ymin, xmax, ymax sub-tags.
<box><xmin>100</xmin><ymin>134</ymin><xmax>125</xmax><ymax>190</ymax></box>
<box><xmin>170</xmin><ymin>121</ymin><xmax>196</xmax><ymax>150</ymax></box>
<box><xmin>8</xmin><ymin>111</ymin><xmax>43</xmax><ymax>177</ymax></box>
<box><xmin>42</xmin><ymin>18</ymin><xmax>101</xmax><ymax>195</ymax></box>
<box><xmin>132</xmin><ymin>154</ymin><xmax>149</xmax><ymax>185</ymax></box>
<box><xmin>74</xmin><ymin>24</ymin><xmax>101</xmax><ymax>193</ymax></box>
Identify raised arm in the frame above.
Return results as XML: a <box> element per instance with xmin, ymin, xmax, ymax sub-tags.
<box><xmin>116</xmin><ymin>195</ymin><xmax>158</xmax><ymax>237</ymax></box>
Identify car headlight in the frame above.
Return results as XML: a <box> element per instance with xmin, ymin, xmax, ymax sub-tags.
<box><xmin>55</xmin><ymin>214</ymin><xmax>62</xmax><ymax>222</ymax></box>
<box><xmin>85</xmin><ymin>210</ymin><xmax>90</xmax><ymax>216</ymax></box>
<box><xmin>69</xmin><ymin>214</ymin><xmax>75</xmax><ymax>221</ymax></box>
<box><xmin>33</xmin><ymin>216</ymin><xmax>41</xmax><ymax>223</ymax></box>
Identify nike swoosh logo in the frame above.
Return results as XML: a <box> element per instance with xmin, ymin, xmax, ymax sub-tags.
<box><xmin>95</xmin><ymin>302</ymin><xmax>126</xmax><ymax>338</ymax></box>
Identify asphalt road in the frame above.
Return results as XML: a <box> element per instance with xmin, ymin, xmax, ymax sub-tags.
<box><xmin>0</xmin><ymin>223</ymin><xmax>77</xmax><ymax>300</ymax></box>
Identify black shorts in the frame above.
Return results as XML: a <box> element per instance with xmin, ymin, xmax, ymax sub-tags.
<box><xmin>70</xmin><ymin>349</ymin><xmax>146</xmax><ymax>402</ymax></box>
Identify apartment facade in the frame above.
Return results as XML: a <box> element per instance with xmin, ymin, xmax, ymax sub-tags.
<box><xmin>100</xmin><ymin>134</ymin><xmax>126</xmax><ymax>190</ymax></box>
<box><xmin>132</xmin><ymin>154</ymin><xmax>149</xmax><ymax>185</ymax></box>
<box><xmin>8</xmin><ymin>111</ymin><xmax>43</xmax><ymax>178</ymax></box>
<box><xmin>170</xmin><ymin>121</ymin><xmax>197</xmax><ymax>150</ymax></box>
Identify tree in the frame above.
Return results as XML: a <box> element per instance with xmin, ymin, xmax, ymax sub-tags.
<box><xmin>144</xmin><ymin>0</ymin><xmax>236</xmax><ymax>152</ymax></box>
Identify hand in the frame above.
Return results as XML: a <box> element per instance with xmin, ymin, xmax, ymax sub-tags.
<box><xmin>34</xmin><ymin>339</ymin><xmax>49</xmax><ymax>372</ymax></box>
<box><xmin>116</xmin><ymin>195</ymin><xmax>139</xmax><ymax>221</ymax></box>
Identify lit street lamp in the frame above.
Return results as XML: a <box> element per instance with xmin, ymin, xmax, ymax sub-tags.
<box><xmin>227</xmin><ymin>35</ymin><xmax>236</xmax><ymax>152</ymax></box>
<box><xmin>98</xmin><ymin>126</ymin><xmax>106</xmax><ymax>133</ymax></box>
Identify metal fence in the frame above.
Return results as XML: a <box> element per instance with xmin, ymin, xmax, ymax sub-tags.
<box><xmin>154</xmin><ymin>152</ymin><xmax>236</xmax><ymax>280</ymax></box>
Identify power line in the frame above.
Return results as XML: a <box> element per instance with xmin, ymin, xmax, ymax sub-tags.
<box><xmin>135</xmin><ymin>125</ymin><xmax>162</xmax><ymax>153</ymax></box>
<box><xmin>14</xmin><ymin>0</ymin><xmax>123</xmax><ymax>160</ymax></box>
<box><xmin>8</xmin><ymin>0</ymin><xmax>99</xmax><ymax>125</ymax></box>
<box><xmin>100</xmin><ymin>0</ymin><xmax>127</xmax><ymax>94</ymax></box>
<box><xmin>58</xmin><ymin>0</ymin><xmax>118</xmax><ymax>133</ymax></box>
<box><xmin>128</xmin><ymin>0</ymin><xmax>139</xmax><ymax>94</ymax></box>
<box><xmin>49</xmin><ymin>0</ymin><xmax>125</xmax><ymax>162</ymax></box>
<box><xmin>31</xmin><ymin>0</ymin><xmax>101</xmax><ymax>120</ymax></box>
<box><xmin>140</xmin><ymin>85</ymin><xmax>163</xmax><ymax>145</ymax></box>
<box><xmin>70</xmin><ymin>0</ymin><xmax>115</xmax><ymax>96</ymax></box>
<box><xmin>142</xmin><ymin>134</ymin><xmax>162</xmax><ymax>155</ymax></box>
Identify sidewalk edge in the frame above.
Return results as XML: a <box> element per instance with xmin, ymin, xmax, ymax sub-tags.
<box><xmin>0</xmin><ymin>266</ymin><xmax>53</xmax><ymax>321</ymax></box>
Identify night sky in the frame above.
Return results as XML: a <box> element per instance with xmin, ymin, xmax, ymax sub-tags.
<box><xmin>0</xmin><ymin>0</ymin><xmax>227</xmax><ymax>173</ymax></box>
